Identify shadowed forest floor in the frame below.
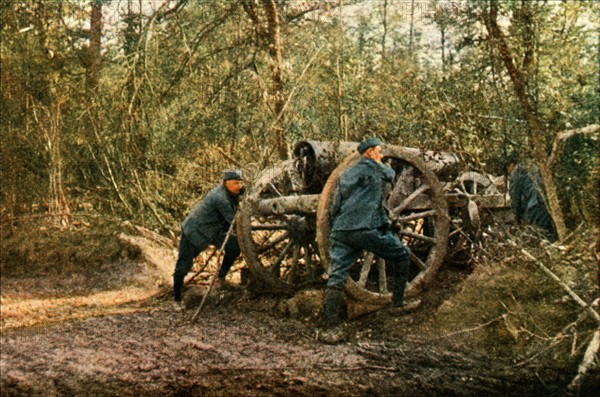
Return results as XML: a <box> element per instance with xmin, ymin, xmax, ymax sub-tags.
<box><xmin>1</xmin><ymin>217</ymin><xmax>598</xmax><ymax>396</ymax></box>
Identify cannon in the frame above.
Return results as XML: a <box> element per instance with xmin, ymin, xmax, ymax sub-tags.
<box><xmin>237</xmin><ymin>141</ymin><xmax>509</xmax><ymax>305</ymax></box>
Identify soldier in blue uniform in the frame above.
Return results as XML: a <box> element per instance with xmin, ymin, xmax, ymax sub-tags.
<box><xmin>173</xmin><ymin>170</ymin><xmax>245</xmax><ymax>303</ymax></box>
<box><xmin>507</xmin><ymin>157</ymin><xmax>558</xmax><ymax>242</ymax></box>
<box><xmin>320</xmin><ymin>138</ymin><xmax>420</xmax><ymax>343</ymax></box>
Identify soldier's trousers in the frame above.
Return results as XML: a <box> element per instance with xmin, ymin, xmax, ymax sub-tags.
<box><xmin>327</xmin><ymin>226</ymin><xmax>410</xmax><ymax>292</ymax></box>
<box><xmin>173</xmin><ymin>231</ymin><xmax>240</xmax><ymax>300</ymax></box>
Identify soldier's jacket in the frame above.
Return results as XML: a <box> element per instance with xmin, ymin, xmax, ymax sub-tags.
<box><xmin>331</xmin><ymin>157</ymin><xmax>395</xmax><ymax>231</ymax></box>
<box><xmin>509</xmin><ymin>164</ymin><xmax>546</xmax><ymax>221</ymax></box>
<box><xmin>509</xmin><ymin>164</ymin><xmax>557</xmax><ymax>241</ymax></box>
<box><xmin>182</xmin><ymin>184</ymin><xmax>239</xmax><ymax>247</ymax></box>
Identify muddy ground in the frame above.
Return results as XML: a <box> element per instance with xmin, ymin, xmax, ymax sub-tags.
<box><xmin>1</xmin><ymin>217</ymin><xmax>598</xmax><ymax>396</ymax></box>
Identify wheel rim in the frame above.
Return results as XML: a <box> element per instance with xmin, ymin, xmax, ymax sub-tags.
<box><xmin>446</xmin><ymin>172</ymin><xmax>492</xmax><ymax>265</ymax></box>
<box><xmin>317</xmin><ymin>146</ymin><xmax>450</xmax><ymax>305</ymax></box>
<box><xmin>237</xmin><ymin>160</ymin><xmax>322</xmax><ymax>293</ymax></box>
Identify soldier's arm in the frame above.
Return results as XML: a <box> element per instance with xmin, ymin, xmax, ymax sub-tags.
<box><xmin>205</xmin><ymin>189</ymin><xmax>236</xmax><ymax>225</ymax></box>
<box><xmin>216</xmin><ymin>195</ymin><xmax>236</xmax><ymax>225</ymax></box>
<box><xmin>330</xmin><ymin>180</ymin><xmax>343</xmax><ymax>220</ymax></box>
<box><xmin>380</xmin><ymin>162</ymin><xmax>395</xmax><ymax>182</ymax></box>
<box><xmin>509</xmin><ymin>171</ymin><xmax>524</xmax><ymax>221</ymax></box>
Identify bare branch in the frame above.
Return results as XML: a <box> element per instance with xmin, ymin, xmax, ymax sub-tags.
<box><xmin>547</xmin><ymin>124</ymin><xmax>600</xmax><ymax>166</ymax></box>
<box><xmin>509</xmin><ymin>240</ymin><xmax>600</xmax><ymax>324</ymax></box>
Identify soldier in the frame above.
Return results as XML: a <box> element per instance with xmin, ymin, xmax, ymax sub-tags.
<box><xmin>507</xmin><ymin>155</ymin><xmax>558</xmax><ymax>242</ymax></box>
<box><xmin>319</xmin><ymin>138</ymin><xmax>421</xmax><ymax>343</ymax></box>
<box><xmin>173</xmin><ymin>170</ymin><xmax>245</xmax><ymax>305</ymax></box>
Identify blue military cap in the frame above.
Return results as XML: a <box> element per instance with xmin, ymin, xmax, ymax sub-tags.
<box><xmin>357</xmin><ymin>137</ymin><xmax>383</xmax><ymax>154</ymax></box>
<box><xmin>223</xmin><ymin>169</ymin><xmax>243</xmax><ymax>181</ymax></box>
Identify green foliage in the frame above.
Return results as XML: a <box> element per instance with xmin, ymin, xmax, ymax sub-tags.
<box><xmin>0</xmin><ymin>0</ymin><xmax>597</xmax><ymax>232</ymax></box>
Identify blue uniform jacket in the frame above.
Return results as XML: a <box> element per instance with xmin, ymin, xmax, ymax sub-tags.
<box><xmin>509</xmin><ymin>164</ymin><xmax>557</xmax><ymax>240</ymax></box>
<box><xmin>331</xmin><ymin>157</ymin><xmax>395</xmax><ymax>231</ymax></box>
<box><xmin>509</xmin><ymin>164</ymin><xmax>546</xmax><ymax>222</ymax></box>
<box><xmin>182</xmin><ymin>184</ymin><xmax>238</xmax><ymax>247</ymax></box>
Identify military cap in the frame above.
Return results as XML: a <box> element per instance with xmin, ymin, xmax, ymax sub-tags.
<box><xmin>357</xmin><ymin>137</ymin><xmax>383</xmax><ymax>154</ymax></box>
<box><xmin>223</xmin><ymin>169</ymin><xmax>243</xmax><ymax>181</ymax></box>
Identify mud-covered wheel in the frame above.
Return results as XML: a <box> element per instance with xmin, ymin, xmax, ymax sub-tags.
<box><xmin>446</xmin><ymin>172</ymin><xmax>493</xmax><ymax>266</ymax></box>
<box><xmin>316</xmin><ymin>146</ymin><xmax>450</xmax><ymax>306</ymax></box>
<box><xmin>237</xmin><ymin>160</ymin><xmax>322</xmax><ymax>294</ymax></box>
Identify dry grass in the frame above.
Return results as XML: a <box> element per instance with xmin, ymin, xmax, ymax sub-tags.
<box><xmin>0</xmin><ymin>217</ymin><xmax>171</xmax><ymax>331</ymax></box>
<box><xmin>1</xmin><ymin>287</ymin><xmax>158</xmax><ymax>329</ymax></box>
<box><xmin>418</xmin><ymin>224</ymin><xmax>598</xmax><ymax>369</ymax></box>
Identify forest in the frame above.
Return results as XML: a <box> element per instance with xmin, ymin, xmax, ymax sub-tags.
<box><xmin>1</xmin><ymin>1</ymin><xmax>599</xmax><ymax>396</ymax></box>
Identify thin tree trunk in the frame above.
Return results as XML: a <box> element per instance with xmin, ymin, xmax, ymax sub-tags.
<box><xmin>483</xmin><ymin>1</ymin><xmax>567</xmax><ymax>241</ymax></box>
<box><xmin>409</xmin><ymin>0</ymin><xmax>415</xmax><ymax>55</ymax></box>
<box><xmin>86</xmin><ymin>0</ymin><xmax>103</xmax><ymax>95</ymax></box>
<box><xmin>337</xmin><ymin>0</ymin><xmax>347</xmax><ymax>140</ymax></box>
<box><xmin>262</xmin><ymin>0</ymin><xmax>288</xmax><ymax>160</ymax></box>
<box><xmin>32</xmin><ymin>1</ymin><xmax>70</xmax><ymax>225</ymax></box>
<box><xmin>381</xmin><ymin>0</ymin><xmax>388</xmax><ymax>62</ymax></box>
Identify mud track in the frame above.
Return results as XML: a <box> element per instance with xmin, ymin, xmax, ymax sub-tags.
<box><xmin>0</xmin><ymin>291</ymin><xmax>579</xmax><ymax>397</ymax></box>
<box><xmin>2</xmin><ymin>221</ymin><xmax>598</xmax><ymax>396</ymax></box>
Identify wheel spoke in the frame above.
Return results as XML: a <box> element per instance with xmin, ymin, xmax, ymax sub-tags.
<box><xmin>358</xmin><ymin>252</ymin><xmax>375</xmax><ymax>287</ymax></box>
<box><xmin>392</xmin><ymin>209</ymin><xmax>437</xmax><ymax>223</ymax></box>
<box><xmin>409</xmin><ymin>251</ymin><xmax>427</xmax><ymax>270</ymax></box>
<box><xmin>400</xmin><ymin>229</ymin><xmax>436</xmax><ymax>245</ymax></box>
<box><xmin>257</xmin><ymin>232</ymin><xmax>290</xmax><ymax>254</ymax></box>
<box><xmin>251</xmin><ymin>223</ymin><xmax>289</xmax><ymax>231</ymax></box>
<box><xmin>268</xmin><ymin>182</ymin><xmax>283</xmax><ymax>197</ymax></box>
<box><xmin>392</xmin><ymin>184</ymin><xmax>430</xmax><ymax>215</ymax></box>
<box><xmin>282</xmin><ymin>244</ymin><xmax>302</xmax><ymax>281</ymax></box>
<box><xmin>271</xmin><ymin>240</ymin><xmax>294</xmax><ymax>275</ymax></box>
<box><xmin>303</xmin><ymin>244</ymin><xmax>314</xmax><ymax>279</ymax></box>
<box><xmin>377</xmin><ymin>258</ymin><xmax>388</xmax><ymax>293</ymax></box>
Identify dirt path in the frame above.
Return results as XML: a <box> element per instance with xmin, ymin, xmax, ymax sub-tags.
<box><xmin>0</xmin><ymin>292</ymin><xmax>581</xmax><ymax>397</ymax></box>
<box><xmin>2</xmin><ymin>223</ymin><xmax>598</xmax><ymax>396</ymax></box>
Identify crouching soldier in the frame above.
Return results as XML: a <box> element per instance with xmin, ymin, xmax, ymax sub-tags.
<box><xmin>507</xmin><ymin>155</ymin><xmax>558</xmax><ymax>242</ymax></box>
<box><xmin>319</xmin><ymin>138</ymin><xmax>421</xmax><ymax>344</ymax></box>
<box><xmin>173</xmin><ymin>170</ymin><xmax>245</xmax><ymax>305</ymax></box>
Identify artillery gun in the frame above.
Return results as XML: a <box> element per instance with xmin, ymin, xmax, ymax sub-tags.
<box><xmin>237</xmin><ymin>141</ymin><xmax>509</xmax><ymax>306</ymax></box>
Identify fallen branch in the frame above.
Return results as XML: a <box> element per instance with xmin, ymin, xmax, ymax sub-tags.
<box><xmin>567</xmin><ymin>327</ymin><xmax>600</xmax><ymax>393</ymax></box>
<box><xmin>430</xmin><ymin>314</ymin><xmax>507</xmax><ymax>341</ymax></box>
<box><xmin>508</xmin><ymin>240</ymin><xmax>600</xmax><ymax>324</ymax></box>
<box><xmin>515</xmin><ymin>307</ymin><xmax>593</xmax><ymax>368</ymax></box>
<box><xmin>319</xmin><ymin>365</ymin><xmax>403</xmax><ymax>372</ymax></box>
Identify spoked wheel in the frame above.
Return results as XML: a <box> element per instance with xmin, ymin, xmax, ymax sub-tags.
<box><xmin>317</xmin><ymin>146</ymin><xmax>450</xmax><ymax>306</ymax></box>
<box><xmin>446</xmin><ymin>172</ymin><xmax>491</xmax><ymax>265</ymax></box>
<box><xmin>237</xmin><ymin>160</ymin><xmax>323</xmax><ymax>294</ymax></box>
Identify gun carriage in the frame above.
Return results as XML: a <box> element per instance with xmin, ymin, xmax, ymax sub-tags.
<box><xmin>237</xmin><ymin>141</ymin><xmax>508</xmax><ymax>305</ymax></box>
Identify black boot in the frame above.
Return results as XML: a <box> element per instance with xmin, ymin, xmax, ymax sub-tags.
<box><xmin>391</xmin><ymin>260</ymin><xmax>422</xmax><ymax>313</ymax></box>
<box><xmin>173</xmin><ymin>276</ymin><xmax>184</xmax><ymax>302</ymax></box>
<box><xmin>323</xmin><ymin>287</ymin><xmax>343</xmax><ymax>326</ymax></box>
<box><xmin>391</xmin><ymin>260</ymin><xmax>409</xmax><ymax>307</ymax></box>
<box><xmin>319</xmin><ymin>287</ymin><xmax>346</xmax><ymax>344</ymax></box>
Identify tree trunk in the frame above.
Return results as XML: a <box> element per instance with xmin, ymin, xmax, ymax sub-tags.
<box><xmin>86</xmin><ymin>0</ymin><xmax>103</xmax><ymax>95</ymax></box>
<box><xmin>47</xmin><ymin>101</ymin><xmax>70</xmax><ymax>225</ymax></box>
<box><xmin>262</xmin><ymin>0</ymin><xmax>288</xmax><ymax>160</ymax></box>
<box><xmin>32</xmin><ymin>1</ymin><xmax>70</xmax><ymax>225</ymax></box>
<box><xmin>483</xmin><ymin>1</ymin><xmax>567</xmax><ymax>241</ymax></box>
<box><xmin>381</xmin><ymin>0</ymin><xmax>388</xmax><ymax>62</ymax></box>
<box><xmin>242</xmin><ymin>0</ymin><xmax>289</xmax><ymax>160</ymax></box>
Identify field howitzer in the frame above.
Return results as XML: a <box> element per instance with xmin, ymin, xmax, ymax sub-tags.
<box><xmin>237</xmin><ymin>141</ymin><xmax>509</xmax><ymax>305</ymax></box>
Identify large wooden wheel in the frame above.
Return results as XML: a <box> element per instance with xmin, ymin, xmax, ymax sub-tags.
<box><xmin>316</xmin><ymin>146</ymin><xmax>450</xmax><ymax>305</ymax></box>
<box><xmin>237</xmin><ymin>160</ymin><xmax>323</xmax><ymax>294</ymax></box>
